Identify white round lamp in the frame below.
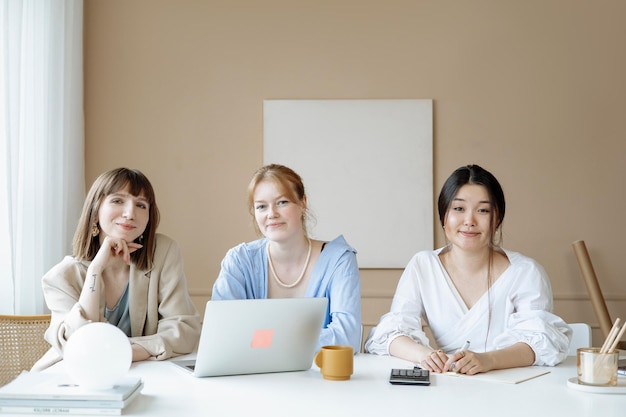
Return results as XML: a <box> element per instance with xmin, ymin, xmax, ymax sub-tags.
<box><xmin>64</xmin><ymin>322</ymin><xmax>132</xmax><ymax>390</ymax></box>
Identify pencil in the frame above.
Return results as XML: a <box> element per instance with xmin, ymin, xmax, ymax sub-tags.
<box><xmin>600</xmin><ymin>318</ymin><xmax>621</xmax><ymax>354</ymax></box>
<box><xmin>607</xmin><ymin>321</ymin><xmax>626</xmax><ymax>353</ymax></box>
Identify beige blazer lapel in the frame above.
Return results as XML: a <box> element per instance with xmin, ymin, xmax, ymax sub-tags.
<box><xmin>129</xmin><ymin>264</ymin><xmax>151</xmax><ymax>337</ymax></box>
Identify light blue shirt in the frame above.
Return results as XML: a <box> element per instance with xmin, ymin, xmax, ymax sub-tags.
<box><xmin>212</xmin><ymin>235</ymin><xmax>362</xmax><ymax>352</ymax></box>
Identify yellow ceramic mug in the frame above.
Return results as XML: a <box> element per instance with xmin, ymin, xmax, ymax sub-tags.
<box><xmin>314</xmin><ymin>345</ymin><xmax>353</xmax><ymax>381</ymax></box>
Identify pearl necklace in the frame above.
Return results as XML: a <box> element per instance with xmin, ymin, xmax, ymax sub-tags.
<box><xmin>267</xmin><ymin>238</ymin><xmax>312</xmax><ymax>289</ymax></box>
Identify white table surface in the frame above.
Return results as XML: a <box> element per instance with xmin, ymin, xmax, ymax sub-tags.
<box><xmin>47</xmin><ymin>353</ymin><xmax>626</xmax><ymax>417</ymax></box>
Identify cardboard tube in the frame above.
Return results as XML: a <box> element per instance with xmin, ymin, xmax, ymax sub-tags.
<box><xmin>572</xmin><ymin>240</ymin><xmax>613</xmax><ymax>339</ymax></box>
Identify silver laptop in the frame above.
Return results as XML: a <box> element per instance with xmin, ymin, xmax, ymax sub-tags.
<box><xmin>171</xmin><ymin>297</ymin><xmax>327</xmax><ymax>377</ymax></box>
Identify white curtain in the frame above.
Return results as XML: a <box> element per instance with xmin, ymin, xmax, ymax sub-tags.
<box><xmin>0</xmin><ymin>0</ymin><xmax>84</xmax><ymax>314</ymax></box>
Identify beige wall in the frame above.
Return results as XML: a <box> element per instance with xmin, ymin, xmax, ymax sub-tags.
<box><xmin>84</xmin><ymin>0</ymin><xmax>626</xmax><ymax>347</ymax></box>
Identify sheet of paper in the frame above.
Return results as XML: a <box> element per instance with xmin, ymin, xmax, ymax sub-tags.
<box><xmin>442</xmin><ymin>367</ymin><xmax>550</xmax><ymax>384</ymax></box>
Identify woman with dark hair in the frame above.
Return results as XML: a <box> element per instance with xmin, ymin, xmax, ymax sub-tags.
<box><xmin>33</xmin><ymin>168</ymin><xmax>201</xmax><ymax>370</ymax></box>
<box><xmin>212</xmin><ymin>164</ymin><xmax>362</xmax><ymax>352</ymax></box>
<box><xmin>365</xmin><ymin>165</ymin><xmax>571</xmax><ymax>374</ymax></box>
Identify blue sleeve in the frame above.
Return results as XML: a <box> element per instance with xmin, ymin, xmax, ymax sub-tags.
<box><xmin>212</xmin><ymin>244</ymin><xmax>266</xmax><ymax>300</ymax></box>
<box><xmin>314</xmin><ymin>249</ymin><xmax>362</xmax><ymax>353</ymax></box>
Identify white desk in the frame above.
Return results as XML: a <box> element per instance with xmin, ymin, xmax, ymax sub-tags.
<box><xmin>49</xmin><ymin>354</ymin><xmax>625</xmax><ymax>416</ymax></box>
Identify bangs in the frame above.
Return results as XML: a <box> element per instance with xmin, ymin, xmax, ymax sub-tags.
<box><xmin>103</xmin><ymin>174</ymin><xmax>155</xmax><ymax>204</ymax></box>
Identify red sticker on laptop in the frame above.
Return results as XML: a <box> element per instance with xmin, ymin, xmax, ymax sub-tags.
<box><xmin>251</xmin><ymin>329</ymin><xmax>275</xmax><ymax>348</ymax></box>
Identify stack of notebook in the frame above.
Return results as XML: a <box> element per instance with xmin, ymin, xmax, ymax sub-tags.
<box><xmin>0</xmin><ymin>371</ymin><xmax>143</xmax><ymax>415</ymax></box>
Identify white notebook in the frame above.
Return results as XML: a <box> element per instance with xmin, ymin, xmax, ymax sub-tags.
<box><xmin>0</xmin><ymin>371</ymin><xmax>142</xmax><ymax>402</ymax></box>
<box><xmin>442</xmin><ymin>366</ymin><xmax>550</xmax><ymax>384</ymax></box>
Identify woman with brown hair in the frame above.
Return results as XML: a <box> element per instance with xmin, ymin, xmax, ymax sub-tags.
<box><xmin>34</xmin><ymin>168</ymin><xmax>200</xmax><ymax>370</ymax></box>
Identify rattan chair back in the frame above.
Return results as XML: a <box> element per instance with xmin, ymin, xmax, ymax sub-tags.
<box><xmin>0</xmin><ymin>314</ymin><xmax>51</xmax><ymax>386</ymax></box>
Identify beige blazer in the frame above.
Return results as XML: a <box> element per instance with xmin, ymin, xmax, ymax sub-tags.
<box><xmin>33</xmin><ymin>234</ymin><xmax>201</xmax><ymax>371</ymax></box>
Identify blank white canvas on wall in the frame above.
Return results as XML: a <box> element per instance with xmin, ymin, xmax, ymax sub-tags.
<box><xmin>263</xmin><ymin>99</ymin><xmax>433</xmax><ymax>268</ymax></box>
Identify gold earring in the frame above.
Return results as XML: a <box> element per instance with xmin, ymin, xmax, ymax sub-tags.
<box><xmin>91</xmin><ymin>222</ymin><xmax>100</xmax><ymax>237</ymax></box>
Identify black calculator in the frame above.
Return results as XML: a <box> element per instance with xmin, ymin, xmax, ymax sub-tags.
<box><xmin>389</xmin><ymin>367</ymin><xmax>430</xmax><ymax>385</ymax></box>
